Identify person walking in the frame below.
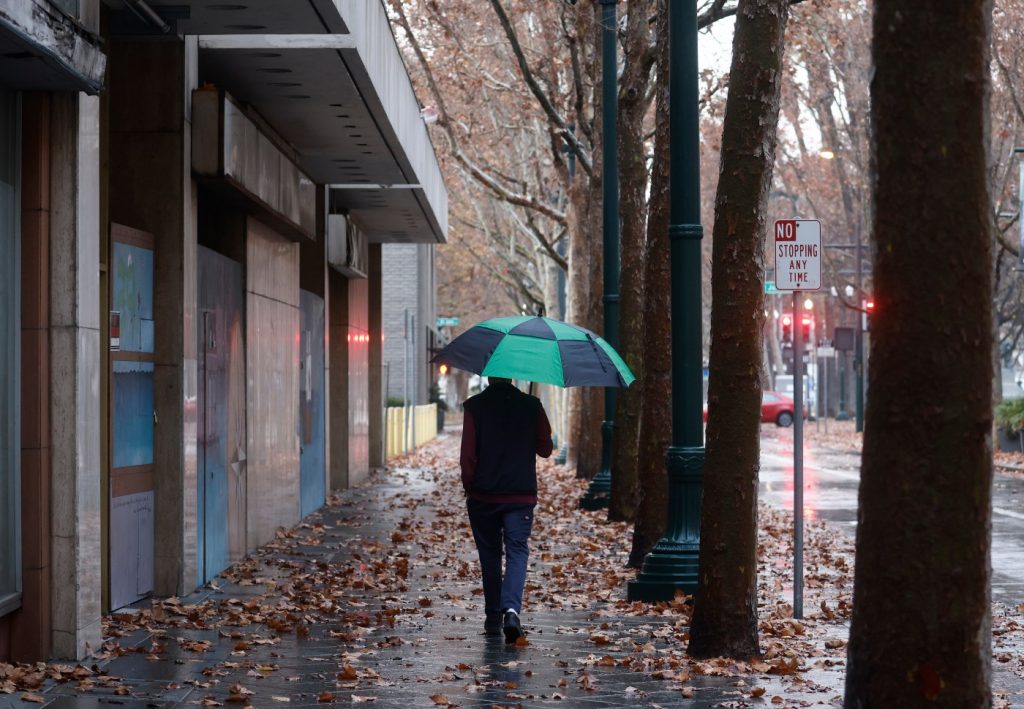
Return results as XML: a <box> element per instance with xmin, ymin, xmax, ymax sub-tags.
<box><xmin>460</xmin><ymin>377</ymin><xmax>553</xmax><ymax>643</ymax></box>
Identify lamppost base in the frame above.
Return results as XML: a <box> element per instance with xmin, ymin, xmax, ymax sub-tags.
<box><xmin>554</xmin><ymin>443</ymin><xmax>568</xmax><ymax>465</ymax></box>
<box><xmin>627</xmin><ymin>540</ymin><xmax>700</xmax><ymax>601</ymax></box>
<box><xmin>580</xmin><ymin>420</ymin><xmax>614</xmax><ymax>510</ymax></box>
<box><xmin>580</xmin><ymin>469</ymin><xmax>611</xmax><ymax>510</ymax></box>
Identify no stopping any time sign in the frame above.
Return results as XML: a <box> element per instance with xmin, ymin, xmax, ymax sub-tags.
<box><xmin>774</xmin><ymin>219</ymin><xmax>821</xmax><ymax>291</ymax></box>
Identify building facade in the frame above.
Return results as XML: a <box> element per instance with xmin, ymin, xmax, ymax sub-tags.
<box><xmin>0</xmin><ymin>0</ymin><xmax>446</xmax><ymax>662</ymax></box>
<box><xmin>382</xmin><ymin>243</ymin><xmax>437</xmax><ymax>406</ymax></box>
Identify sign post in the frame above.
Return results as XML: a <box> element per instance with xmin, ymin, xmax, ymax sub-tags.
<box><xmin>775</xmin><ymin>219</ymin><xmax>821</xmax><ymax>620</ymax></box>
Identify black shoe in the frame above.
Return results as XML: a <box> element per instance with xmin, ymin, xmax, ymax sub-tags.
<box><xmin>484</xmin><ymin>613</ymin><xmax>502</xmax><ymax>636</ymax></box>
<box><xmin>502</xmin><ymin>610</ymin><xmax>524</xmax><ymax>644</ymax></box>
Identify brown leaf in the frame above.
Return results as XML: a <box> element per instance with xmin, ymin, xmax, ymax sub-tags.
<box><xmin>21</xmin><ymin>694</ymin><xmax>46</xmax><ymax>704</ymax></box>
<box><xmin>429</xmin><ymin>694</ymin><xmax>452</xmax><ymax>706</ymax></box>
<box><xmin>318</xmin><ymin>691</ymin><xmax>335</xmax><ymax>703</ymax></box>
<box><xmin>337</xmin><ymin>665</ymin><xmax>358</xmax><ymax>681</ymax></box>
<box><xmin>767</xmin><ymin>657</ymin><xmax>799</xmax><ymax>675</ymax></box>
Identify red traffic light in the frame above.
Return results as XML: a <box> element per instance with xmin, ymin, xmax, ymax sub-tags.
<box><xmin>865</xmin><ymin>299</ymin><xmax>875</xmax><ymax>312</ymax></box>
<box><xmin>782</xmin><ymin>314</ymin><xmax>793</xmax><ymax>326</ymax></box>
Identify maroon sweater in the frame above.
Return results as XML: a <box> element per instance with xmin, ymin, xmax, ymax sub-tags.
<box><xmin>460</xmin><ymin>391</ymin><xmax>553</xmax><ymax>504</ymax></box>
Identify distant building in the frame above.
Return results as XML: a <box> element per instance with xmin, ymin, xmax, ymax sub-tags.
<box><xmin>382</xmin><ymin>243</ymin><xmax>438</xmax><ymax>406</ymax></box>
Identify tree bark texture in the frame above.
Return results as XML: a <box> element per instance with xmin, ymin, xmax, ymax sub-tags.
<box><xmin>572</xmin><ymin>0</ymin><xmax>607</xmax><ymax>481</ymax></box>
<box><xmin>628</xmin><ymin>1</ymin><xmax>671</xmax><ymax>567</ymax></box>
<box><xmin>609</xmin><ymin>0</ymin><xmax>655</xmax><ymax>522</ymax></box>
<box><xmin>845</xmin><ymin>2</ymin><xmax>993</xmax><ymax>706</ymax></box>
<box><xmin>688</xmin><ymin>0</ymin><xmax>789</xmax><ymax>659</ymax></box>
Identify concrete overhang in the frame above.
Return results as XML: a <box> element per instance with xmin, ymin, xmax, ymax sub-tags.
<box><xmin>0</xmin><ymin>0</ymin><xmax>105</xmax><ymax>94</ymax></box>
<box><xmin>132</xmin><ymin>0</ymin><xmax>447</xmax><ymax>245</ymax></box>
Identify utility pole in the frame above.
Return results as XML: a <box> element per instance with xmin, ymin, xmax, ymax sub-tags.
<box><xmin>628</xmin><ymin>0</ymin><xmax>703</xmax><ymax>599</ymax></box>
<box><xmin>581</xmin><ymin>0</ymin><xmax>620</xmax><ymax>510</ymax></box>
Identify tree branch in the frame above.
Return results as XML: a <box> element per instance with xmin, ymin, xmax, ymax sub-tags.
<box><xmin>389</xmin><ymin>0</ymin><xmax>568</xmax><ymax>226</ymax></box>
<box><xmin>487</xmin><ymin>0</ymin><xmax>593</xmax><ymax>177</ymax></box>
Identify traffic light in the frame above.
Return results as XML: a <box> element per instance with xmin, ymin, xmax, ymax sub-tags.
<box><xmin>781</xmin><ymin>314</ymin><xmax>793</xmax><ymax>344</ymax></box>
<box><xmin>864</xmin><ymin>299</ymin><xmax>875</xmax><ymax>331</ymax></box>
<box><xmin>439</xmin><ymin>363</ymin><xmax>449</xmax><ymax>376</ymax></box>
<box><xmin>801</xmin><ymin>315</ymin><xmax>813</xmax><ymax>346</ymax></box>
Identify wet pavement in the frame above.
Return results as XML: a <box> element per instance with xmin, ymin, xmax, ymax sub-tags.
<box><xmin>759</xmin><ymin>431</ymin><xmax>1024</xmax><ymax>605</ymax></box>
<box><xmin>759</xmin><ymin>428</ymin><xmax>1024</xmax><ymax>703</ymax></box>
<box><xmin>3</xmin><ymin>430</ymin><xmax>1023</xmax><ymax>707</ymax></box>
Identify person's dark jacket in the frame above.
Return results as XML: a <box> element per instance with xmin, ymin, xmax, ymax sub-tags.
<box><xmin>460</xmin><ymin>382</ymin><xmax>553</xmax><ymax>504</ymax></box>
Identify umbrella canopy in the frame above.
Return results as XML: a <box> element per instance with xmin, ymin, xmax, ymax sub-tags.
<box><xmin>431</xmin><ymin>316</ymin><xmax>634</xmax><ymax>388</ymax></box>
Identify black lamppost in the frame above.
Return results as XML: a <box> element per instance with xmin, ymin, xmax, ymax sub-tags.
<box><xmin>628</xmin><ymin>0</ymin><xmax>703</xmax><ymax>599</ymax></box>
<box><xmin>581</xmin><ymin>0</ymin><xmax>619</xmax><ymax>510</ymax></box>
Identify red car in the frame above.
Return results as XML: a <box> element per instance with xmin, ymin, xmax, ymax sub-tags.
<box><xmin>702</xmin><ymin>390</ymin><xmax>801</xmax><ymax>427</ymax></box>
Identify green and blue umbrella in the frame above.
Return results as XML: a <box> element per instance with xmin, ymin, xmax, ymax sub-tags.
<box><xmin>431</xmin><ymin>316</ymin><xmax>634</xmax><ymax>388</ymax></box>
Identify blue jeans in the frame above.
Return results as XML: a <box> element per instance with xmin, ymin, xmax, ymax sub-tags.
<box><xmin>467</xmin><ymin>499</ymin><xmax>535</xmax><ymax>616</ymax></box>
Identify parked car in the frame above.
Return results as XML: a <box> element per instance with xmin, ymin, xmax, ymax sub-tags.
<box><xmin>702</xmin><ymin>390</ymin><xmax>802</xmax><ymax>427</ymax></box>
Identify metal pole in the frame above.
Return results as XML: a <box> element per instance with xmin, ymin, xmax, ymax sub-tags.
<box><xmin>854</xmin><ymin>223</ymin><xmax>865</xmax><ymax>433</ymax></box>
<box><xmin>582</xmin><ymin>0</ymin><xmax>620</xmax><ymax>510</ymax></box>
<box><xmin>793</xmin><ymin>293</ymin><xmax>804</xmax><ymax>619</ymax></box>
<box><xmin>403</xmin><ymin>309</ymin><xmax>409</xmax><ymax>452</ymax></box>
<box><xmin>823</xmin><ymin>353</ymin><xmax>829</xmax><ymax>434</ymax></box>
<box><xmin>629</xmin><ymin>0</ymin><xmax>703</xmax><ymax>600</ymax></box>
<box><xmin>411</xmin><ymin>314</ymin><xmax>417</xmax><ymax>448</ymax></box>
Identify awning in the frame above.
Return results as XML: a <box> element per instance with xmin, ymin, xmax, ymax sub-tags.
<box><xmin>132</xmin><ymin>0</ymin><xmax>448</xmax><ymax>245</ymax></box>
<box><xmin>0</xmin><ymin>0</ymin><xmax>106</xmax><ymax>94</ymax></box>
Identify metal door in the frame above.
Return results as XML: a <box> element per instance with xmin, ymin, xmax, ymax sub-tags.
<box><xmin>299</xmin><ymin>290</ymin><xmax>325</xmax><ymax>517</ymax></box>
<box><xmin>109</xmin><ymin>224</ymin><xmax>155</xmax><ymax>609</ymax></box>
<box><xmin>197</xmin><ymin>246</ymin><xmax>245</xmax><ymax>583</ymax></box>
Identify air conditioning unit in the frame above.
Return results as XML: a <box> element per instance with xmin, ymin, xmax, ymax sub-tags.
<box><xmin>327</xmin><ymin>214</ymin><xmax>368</xmax><ymax>279</ymax></box>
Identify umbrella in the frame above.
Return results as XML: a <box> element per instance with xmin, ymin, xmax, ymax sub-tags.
<box><xmin>431</xmin><ymin>315</ymin><xmax>634</xmax><ymax>388</ymax></box>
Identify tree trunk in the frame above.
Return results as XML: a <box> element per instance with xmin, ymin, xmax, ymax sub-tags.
<box><xmin>573</xmin><ymin>0</ymin><xmax>606</xmax><ymax>481</ymax></box>
<box><xmin>688</xmin><ymin>0</ymin><xmax>789</xmax><ymax>659</ymax></box>
<box><xmin>845</xmin><ymin>2</ymin><xmax>993</xmax><ymax>705</ymax></box>
<box><xmin>628</xmin><ymin>1</ymin><xmax>670</xmax><ymax>567</ymax></box>
<box><xmin>609</xmin><ymin>0</ymin><xmax>655</xmax><ymax>522</ymax></box>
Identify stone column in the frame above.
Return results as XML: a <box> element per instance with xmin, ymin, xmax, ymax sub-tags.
<box><xmin>108</xmin><ymin>37</ymin><xmax>199</xmax><ymax>596</ymax></box>
<box><xmin>49</xmin><ymin>92</ymin><xmax>102</xmax><ymax>660</ymax></box>
<box><xmin>328</xmin><ymin>267</ymin><xmax>350</xmax><ymax>490</ymax></box>
<box><xmin>368</xmin><ymin>244</ymin><xmax>384</xmax><ymax>469</ymax></box>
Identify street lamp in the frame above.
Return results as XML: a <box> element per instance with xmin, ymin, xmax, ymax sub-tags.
<box><xmin>581</xmin><ymin>0</ymin><xmax>620</xmax><ymax>510</ymax></box>
<box><xmin>628</xmin><ymin>0</ymin><xmax>703</xmax><ymax>600</ymax></box>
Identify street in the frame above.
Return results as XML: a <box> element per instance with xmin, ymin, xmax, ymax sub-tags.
<box><xmin>759</xmin><ymin>432</ymin><xmax>1024</xmax><ymax>605</ymax></box>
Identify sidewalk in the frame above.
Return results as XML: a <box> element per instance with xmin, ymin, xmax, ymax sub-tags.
<box><xmin>0</xmin><ymin>432</ymin><xmax>906</xmax><ymax>707</ymax></box>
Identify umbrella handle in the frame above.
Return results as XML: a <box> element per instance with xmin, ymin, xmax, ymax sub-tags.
<box><xmin>529</xmin><ymin>381</ymin><xmax>535</xmax><ymax>397</ymax></box>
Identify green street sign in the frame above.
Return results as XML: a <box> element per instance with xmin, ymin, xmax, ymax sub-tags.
<box><xmin>765</xmin><ymin>280</ymin><xmax>791</xmax><ymax>295</ymax></box>
<box><xmin>436</xmin><ymin>317</ymin><xmax>459</xmax><ymax>327</ymax></box>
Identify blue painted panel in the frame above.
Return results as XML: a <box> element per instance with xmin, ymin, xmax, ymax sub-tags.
<box><xmin>299</xmin><ymin>290</ymin><xmax>325</xmax><ymax>518</ymax></box>
<box><xmin>198</xmin><ymin>246</ymin><xmax>245</xmax><ymax>584</ymax></box>
<box><xmin>111</xmin><ymin>243</ymin><xmax>155</xmax><ymax>353</ymax></box>
<box><xmin>112</xmin><ymin>360</ymin><xmax>154</xmax><ymax>468</ymax></box>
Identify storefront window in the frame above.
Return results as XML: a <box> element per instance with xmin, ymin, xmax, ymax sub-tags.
<box><xmin>0</xmin><ymin>87</ymin><xmax>20</xmax><ymax>615</ymax></box>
